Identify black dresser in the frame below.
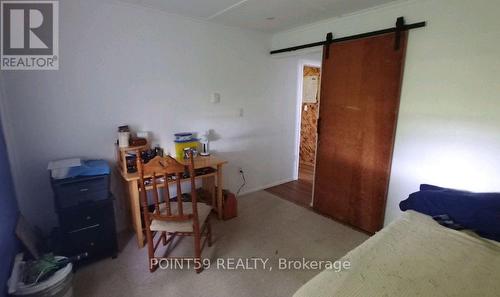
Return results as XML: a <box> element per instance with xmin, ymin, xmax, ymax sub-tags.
<box><xmin>51</xmin><ymin>174</ymin><xmax>118</xmax><ymax>262</ymax></box>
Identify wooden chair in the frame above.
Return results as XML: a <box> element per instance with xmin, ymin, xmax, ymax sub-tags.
<box><xmin>136</xmin><ymin>150</ymin><xmax>212</xmax><ymax>273</ymax></box>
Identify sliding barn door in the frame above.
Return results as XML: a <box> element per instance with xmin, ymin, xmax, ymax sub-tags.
<box><xmin>313</xmin><ymin>32</ymin><xmax>407</xmax><ymax>233</ymax></box>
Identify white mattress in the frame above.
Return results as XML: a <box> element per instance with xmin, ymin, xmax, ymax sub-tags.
<box><xmin>293</xmin><ymin>210</ymin><xmax>500</xmax><ymax>297</ymax></box>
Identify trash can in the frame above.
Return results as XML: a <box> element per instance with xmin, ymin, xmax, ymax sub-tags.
<box><xmin>8</xmin><ymin>255</ymin><xmax>73</xmax><ymax>297</ymax></box>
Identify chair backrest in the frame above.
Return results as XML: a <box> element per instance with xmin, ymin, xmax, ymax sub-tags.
<box><xmin>136</xmin><ymin>151</ymin><xmax>200</xmax><ymax>230</ymax></box>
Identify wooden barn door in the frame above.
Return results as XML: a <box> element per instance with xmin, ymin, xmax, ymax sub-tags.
<box><xmin>313</xmin><ymin>32</ymin><xmax>407</xmax><ymax>233</ymax></box>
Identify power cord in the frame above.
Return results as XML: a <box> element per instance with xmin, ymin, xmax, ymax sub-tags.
<box><xmin>237</xmin><ymin>168</ymin><xmax>246</xmax><ymax>195</ymax></box>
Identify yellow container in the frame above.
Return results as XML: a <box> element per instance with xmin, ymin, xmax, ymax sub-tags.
<box><xmin>175</xmin><ymin>140</ymin><xmax>199</xmax><ymax>158</ymax></box>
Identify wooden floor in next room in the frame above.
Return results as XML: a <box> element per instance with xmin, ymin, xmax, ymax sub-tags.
<box><xmin>266</xmin><ymin>163</ymin><xmax>314</xmax><ymax>208</ymax></box>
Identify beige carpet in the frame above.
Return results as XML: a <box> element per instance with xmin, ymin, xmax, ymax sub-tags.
<box><xmin>73</xmin><ymin>191</ymin><xmax>368</xmax><ymax>297</ymax></box>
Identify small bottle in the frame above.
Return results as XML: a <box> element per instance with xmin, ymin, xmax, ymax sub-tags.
<box><xmin>154</xmin><ymin>145</ymin><xmax>164</xmax><ymax>157</ymax></box>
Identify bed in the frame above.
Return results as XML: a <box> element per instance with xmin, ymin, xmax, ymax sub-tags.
<box><xmin>293</xmin><ymin>210</ymin><xmax>500</xmax><ymax>297</ymax></box>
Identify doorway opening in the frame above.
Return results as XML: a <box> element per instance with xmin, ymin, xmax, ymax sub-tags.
<box><xmin>298</xmin><ymin>65</ymin><xmax>320</xmax><ymax>186</ymax></box>
<box><xmin>266</xmin><ymin>61</ymin><xmax>321</xmax><ymax>209</ymax></box>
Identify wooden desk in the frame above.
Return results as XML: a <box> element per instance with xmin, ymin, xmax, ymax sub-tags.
<box><xmin>118</xmin><ymin>155</ymin><xmax>228</xmax><ymax>248</ymax></box>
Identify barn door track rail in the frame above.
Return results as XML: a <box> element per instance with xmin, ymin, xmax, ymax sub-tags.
<box><xmin>270</xmin><ymin>17</ymin><xmax>426</xmax><ymax>55</ymax></box>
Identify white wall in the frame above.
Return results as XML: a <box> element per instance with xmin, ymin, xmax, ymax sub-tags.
<box><xmin>6</xmin><ymin>0</ymin><xmax>495</xmax><ymax>233</ymax></box>
<box><xmin>272</xmin><ymin>0</ymin><xmax>500</xmax><ymax>225</ymax></box>
<box><xmin>0</xmin><ymin>0</ymin><xmax>320</xmax><ymax>232</ymax></box>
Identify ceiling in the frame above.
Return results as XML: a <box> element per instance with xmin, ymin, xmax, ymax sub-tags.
<box><xmin>118</xmin><ymin>0</ymin><xmax>400</xmax><ymax>33</ymax></box>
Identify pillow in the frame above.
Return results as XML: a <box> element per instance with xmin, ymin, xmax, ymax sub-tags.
<box><xmin>419</xmin><ymin>184</ymin><xmax>500</xmax><ymax>202</ymax></box>
<box><xmin>400</xmin><ymin>186</ymin><xmax>500</xmax><ymax>242</ymax></box>
<box><xmin>420</xmin><ymin>184</ymin><xmax>452</xmax><ymax>191</ymax></box>
<box><xmin>420</xmin><ymin>184</ymin><xmax>469</xmax><ymax>193</ymax></box>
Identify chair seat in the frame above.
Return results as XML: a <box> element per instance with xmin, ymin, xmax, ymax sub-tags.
<box><xmin>150</xmin><ymin>202</ymin><xmax>212</xmax><ymax>233</ymax></box>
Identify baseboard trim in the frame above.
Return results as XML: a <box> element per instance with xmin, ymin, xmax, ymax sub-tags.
<box><xmin>238</xmin><ymin>178</ymin><xmax>296</xmax><ymax>196</ymax></box>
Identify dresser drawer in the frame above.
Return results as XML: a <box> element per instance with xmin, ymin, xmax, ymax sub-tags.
<box><xmin>64</xmin><ymin>223</ymin><xmax>116</xmax><ymax>258</ymax></box>
<box><xmin>53</xmin><ymin>175</ymin><xmax>109</xmax><ymax>208</ymax></box>
<box><xmin>58</xmin><ymin>200</ymin><xmax>113</xmax><ymax>232</ymax></box>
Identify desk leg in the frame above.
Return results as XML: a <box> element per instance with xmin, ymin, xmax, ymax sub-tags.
<box><xmin>217</xmin><ymin>164</ymin><xmax>223</xmax><ymax>220</ymax></box>
<box><xmin>128</xmin><ymin>180</ymin><xmax>144</xmax><ymax>248</ymax></box>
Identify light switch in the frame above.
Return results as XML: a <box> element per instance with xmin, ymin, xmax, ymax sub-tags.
<box><xmin>211</xmin><ymin>93</ymin><xmax>221</xmax><ymax>104</ymax></box>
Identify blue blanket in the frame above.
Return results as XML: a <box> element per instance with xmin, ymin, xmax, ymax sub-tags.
<box><xmin>400</xmin><ymin>185</ymin><xmax>500</xmax><ymax>242</ymax></box>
